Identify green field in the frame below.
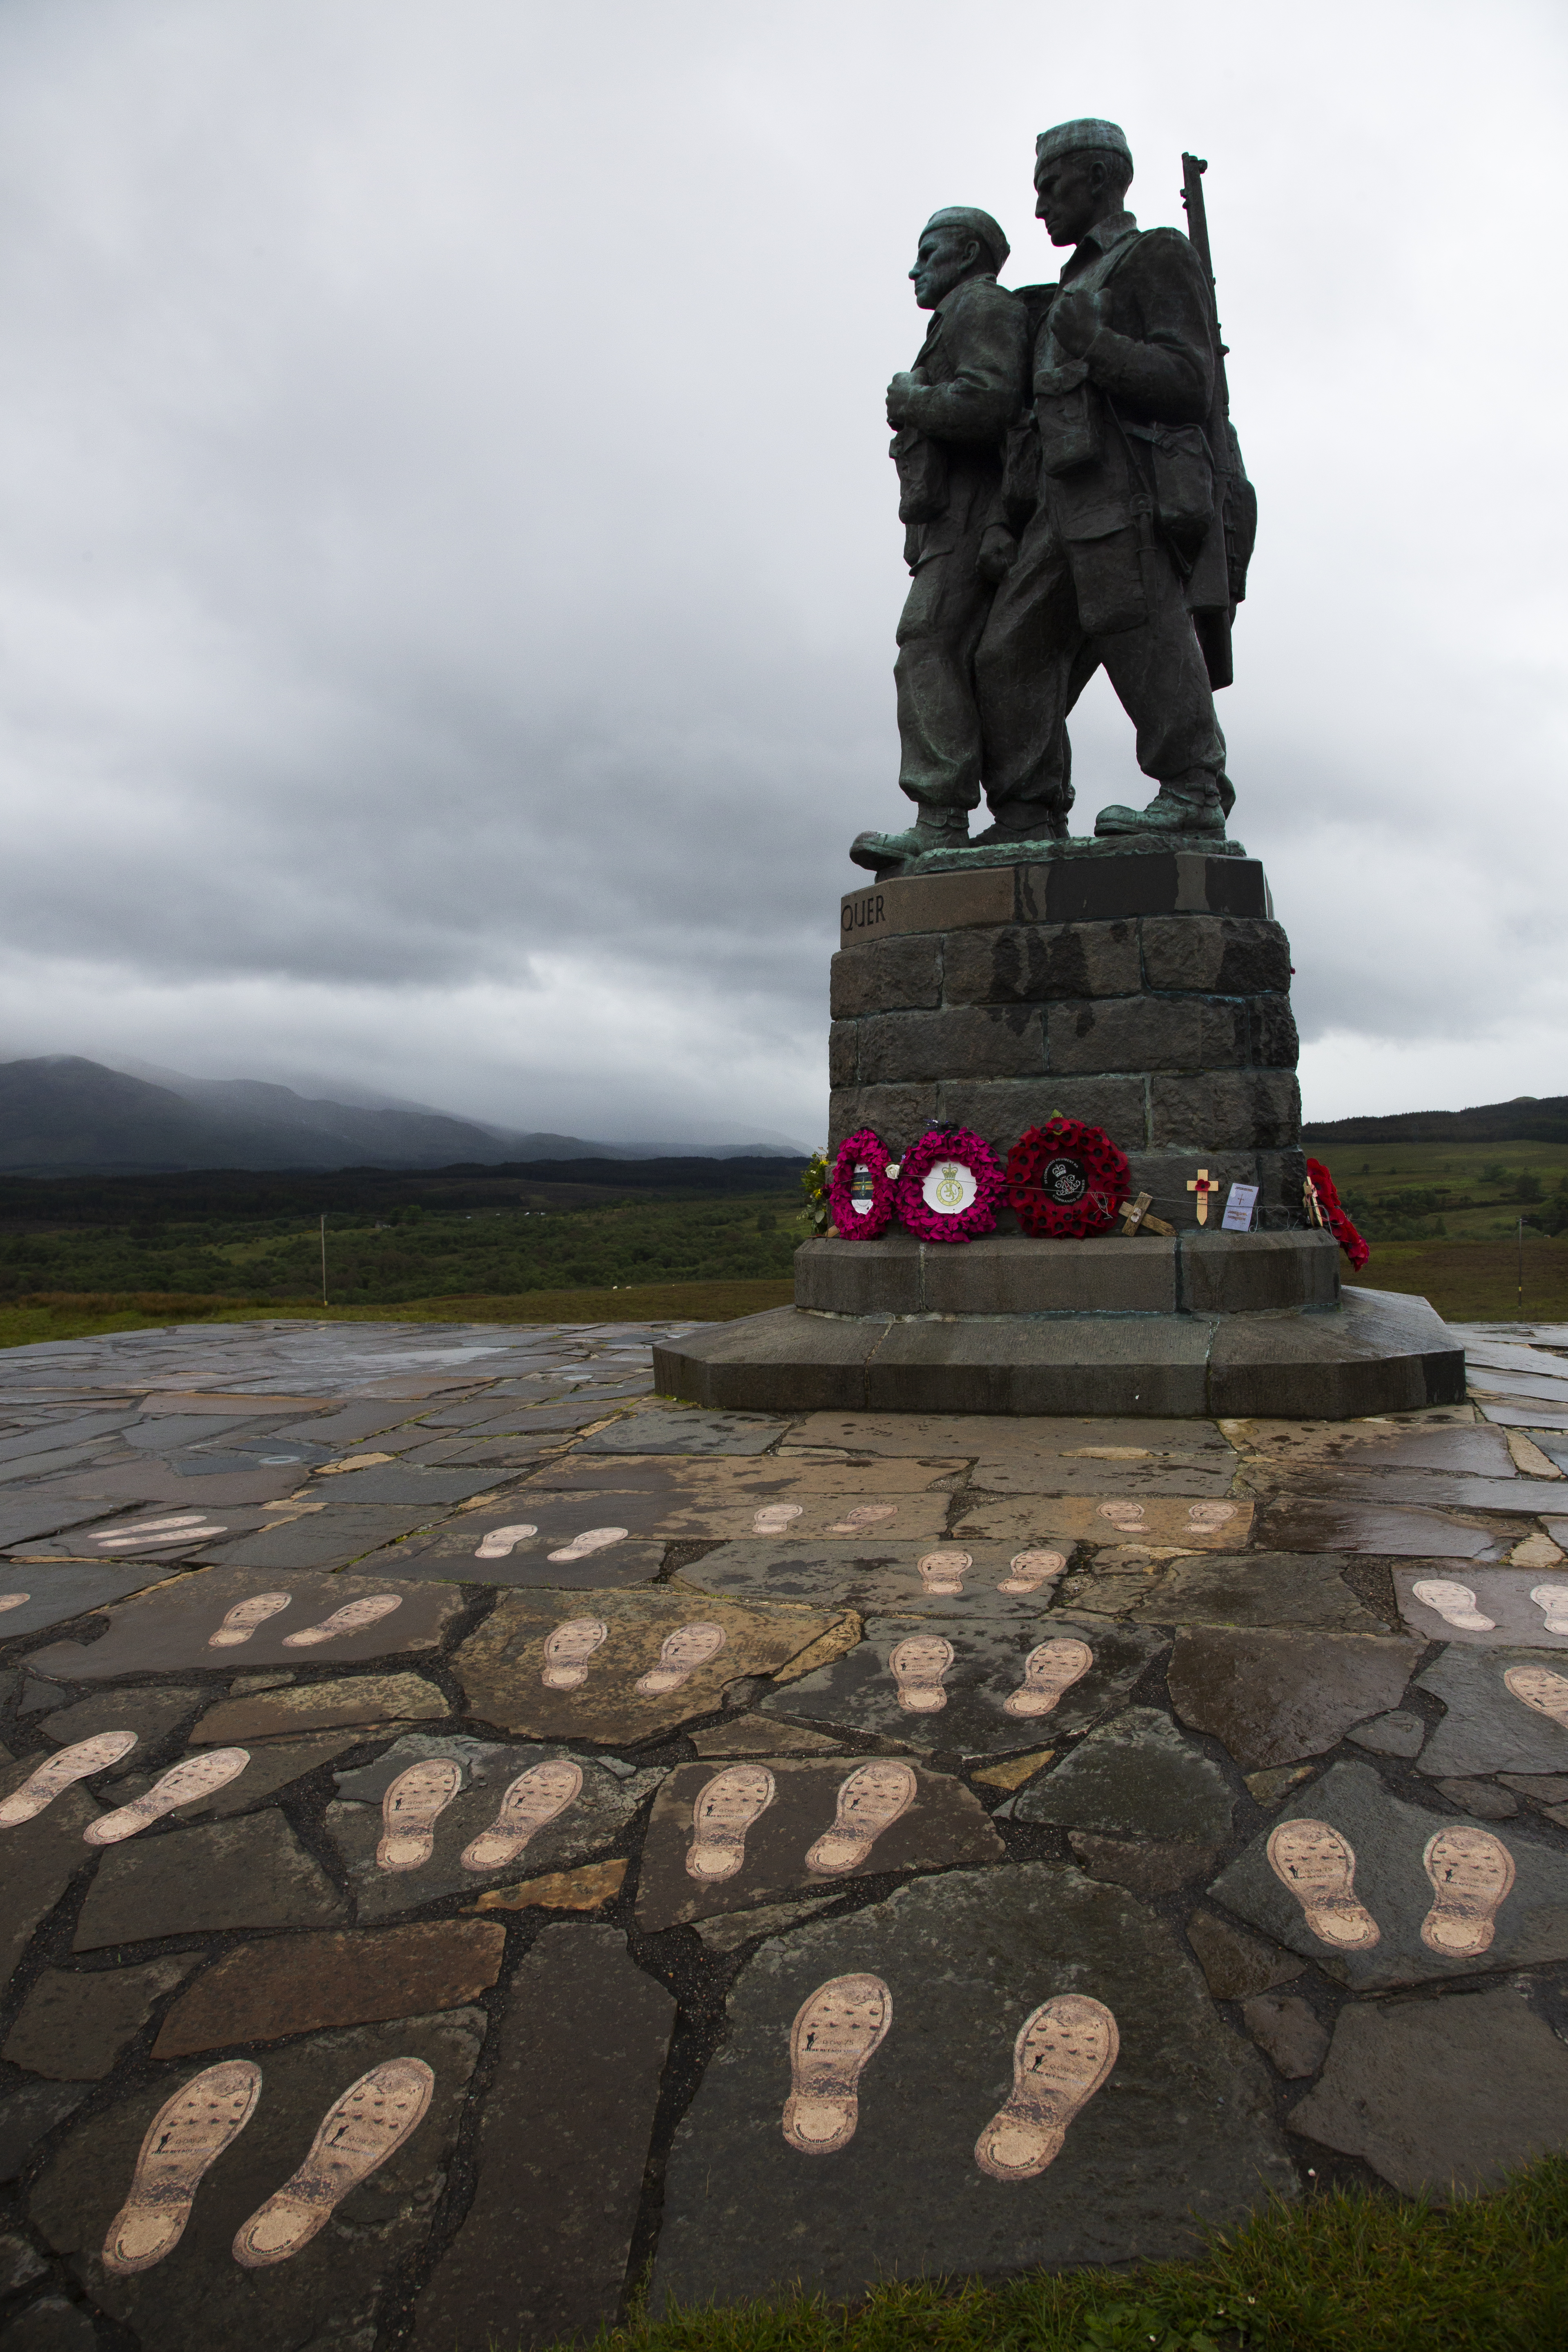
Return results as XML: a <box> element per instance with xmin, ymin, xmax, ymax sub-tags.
<box><xmin>1306</xmin><ymin>1136</ymin><xmax>1568</xmax><ymax>1245</ymax></box>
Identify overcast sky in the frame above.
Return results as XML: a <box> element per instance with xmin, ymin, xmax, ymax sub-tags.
<box><xmin>0</xmin><ymin>0</ymin><xmax>1563</xmax><ymax>1146</ymax></box>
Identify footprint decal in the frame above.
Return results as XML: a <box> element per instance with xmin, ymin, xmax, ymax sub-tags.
<box><xmin>1411</xmin><ymin>1579</ymin><xmax>1495</xmax><ymax>1633</ymax></box>
<box><xmin>0</xmin><ymin>1732</ymin><xmax>139</xmax><ymax>1829</ymax></box>
<box><xmin>1531</xmin><ymin>1584</ymin><xmax>1568</xmax><ymax>1636</ymax></box>
<box><xmin>541</xmin><ymin>1617</ymin><xmax>609</xmax><ymax>1690</ymax></box>
<box><xmin>973</xmin><ymin>1996</ymin><xmax>1119</xmax><ymax>2181</ymax></box>
<box><xmin>890</xmin><ymin>1633</ymin><xmax>954</xmax><ymax>1714</ymax></box>
<box><xmin>546</xmin><ymin>1526</ymin><xmax>629</xmax><ymax>1564</ymax></box>
<box><xmin>282</xmin><ymin>1595</ymin><xmax>402</xmax><ymax>1649</ymax></box>
<box><xmin>634</xmin><ymin>1622</ymin><xmax>726</xmax><ymax>1696</ymax></box>
<box><xmin>782</xmin><ymin>1974</ymin><xmax>891</xmax><ymax>2156</ymax></box>
<box><xmin>85</xmin><ymin>1750</ymin><xmax>249</xmax><ymax>1845</ymax></box>
<box><xmin>1421</xmin><ymin>1825</ymin><xmax>1515</xmax><ymax>1957</ymax></box>
<box><xmin>752</xmin><ymin>1504</ymin><xmax>803</xmax><ymax>1535</ymax></box>
<box><xmin>376</xmin><ymin>1759</ymin><xmax>461</xmax><ymax>1872</ymax></box>
<box><xmin>461</xmin><ymin>1759</ymin><xmax>582</xmax><ymax>1873</ymax></box>
<box><xmin>805</xmin><ymin>1760</ymin><xmax>916</xmax><ymax>1877</ymax></box>
<box><xmin>825</xmin><ymin>1504</ymin><xmax>898</xmax><ymax>1535</ymax></box>
<box><xmin>231</xmin><ymin>2059</ymin><xmax>434</xmax><ymax>2267</ymax></box>
<box><xmin>1186</xmin><ymin>1501</ymin><xmax>1237</xmax><ymax>1533</ymax></box>
<box><xmin>474</xmin><ymin>1524</ymin><xmax>538</xmax><ymax>1560</ymax></box>
<box><xmin>1003</xmin><ymin>1639</ymin><xmax>1092</xmax><ymax>1719</ymax></box>
<box><xmin>208</xmin><ymin>1593</ymin><xmax>292</xmax><ymax>1648</ymax></box>
<box><xmin>0</xmin><ymin>1593</ymin><xmax>27</xmax><ymax>1615</ymax></box>
<box><xmin>1265</xmin><ymin>1819</ymin><xmax>1380</xmax><ymax>1950</ymax></box>
<box><xmin>102</xmin><ymin>2061</ymin><xmax>263</xmax><ymax>2276</ymax></box>
<box><xmin>917</xmin><ymin>1551</ymin><xmax>969</xmax><ymax>1596</ymax></box>
<box><xmin>89</xmin><ymin>1514</ymin><xmax>227</xmax><ymax>1550</ymax></box>
<box><xmin>1504</xmin><ymin>1663</ymin><xmax>1568</xmax><ymax>1728</ymax></box>
<box><xmin>1097</xmin><ymin>1501</ymin><xmax>1146</xmax><ymax>1534</ymax></box>
<box><xmin>685</xmin><ymin>1763</ymin><xmax>777</xmax><ymax>1882</ymax></box>
<box><xmin>997</xmin><ymin>1550</ymin><xmax>1065</xmax><ymax>1596</ymax></box>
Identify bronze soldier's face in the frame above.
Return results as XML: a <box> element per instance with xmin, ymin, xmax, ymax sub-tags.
<box><xmin>1035</xmin><ymin>157</ymin><xmax>1101</xmax><ymax>246</ymax></box>
<box><xmin>909</xmin><ymin>224</ymin><xmax>979</xmax><ymax>311</ymax></box>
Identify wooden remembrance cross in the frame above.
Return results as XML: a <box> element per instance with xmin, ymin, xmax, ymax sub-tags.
<box><xmin>1187</xmin><ymin>1169</ymin><xmax>1217</xmax><ymax>1225</ymax></box>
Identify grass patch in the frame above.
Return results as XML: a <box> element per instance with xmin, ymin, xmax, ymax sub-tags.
<box><xmin>572</xmin><ymin>2158</ymin><xmax>1568</xmax><ymax>2352</ymax></box>
<box><xmin>1351</xmin><ymin>1240</ymin><xmax>1568</xmax><ymax>1323</ymax></box>
<box><xmin>0</xmin><ymin>1279</ymin><xmax>794</xmax><ymax>1350</ymax></box>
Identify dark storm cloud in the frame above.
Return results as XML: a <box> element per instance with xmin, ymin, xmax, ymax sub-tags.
<box><xmin>0</xmin><ymin>0</ymin><xmax>1563</xmax><ymax>1135</ymax></box>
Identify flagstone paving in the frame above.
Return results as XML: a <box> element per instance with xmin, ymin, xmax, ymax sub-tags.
<box><xmin>1</xmin><ymin>1315</ymin><xmax>1568</xmax><ymax>2345</ymax></box>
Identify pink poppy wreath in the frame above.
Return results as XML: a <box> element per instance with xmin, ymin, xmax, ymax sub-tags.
<box><xmin>827</xmin><ymin>1129</ymin><xmax>899</xmax><ymax>1238</ymax></box>
<box><xmin>895</xmin><ymin>1125</ymin><xmax>1003</xmax><ymax>1243</ymax></box>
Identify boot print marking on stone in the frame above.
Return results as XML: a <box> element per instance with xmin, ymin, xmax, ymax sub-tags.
<box><xmin>782</xmin><ymin>1974</ymin><xmax>892</xmax><ymax>2156</ymax></box>
<box><xmin>1003</xmin><ymin>1639</ymin><xmax>1092</xmax><ymax>1719</ymax></box>
<box><xmin>997</xmin><ymin>1550</ymin><xmax>1065</xmax><ymax>1595</ymax></box>
<box><xmin>0</xmin><ymin>1731</ymin><xmax>138</xmax><ymax>1829</ymax></box>
<box><xmin>973</xmin><ymin>1995</ymin><xmax>1119</xmax><ymax>2181</ymax></box>
<box><xmin>231</xmin><ymin>2058</ymin><xmax>434</xmax><ymax>2268</ymax></box>
<box><xmin>1411</xmin><ymin>1579</ymin><xmax>1495</xmax><ymax>1633</ymax></box>
<box><xmin>890</xmin><ymin>1633</ymin><xmax>954</xmax><ymax>1713</ymax></box>
<box><xmin>208</xmin><ymin>1593</ymin><xmax>293</xmax><ymax>1648</ymax></box>
<box><xmin>686</xmin><ymin>1763</ymin><xmax>777</xmax><ymax>1882</ymax></box>
<box><xmin>283</xmin><ymin>1594</ymin><xmax>402</xmax><ymax>1648</ymax></box>
<box><xmin>376</xmin><ymin>1758</ymin><xmax>462</xmax><ymax>1871</ymax></box>
<box><xmin>805</xmin><ymin>1760</ymin><xmax>917</xmax><ymax>1876</ymax></box>
<box><xmin>1097</xmin><ymin>1501</ymin><xmax>1146</xmax><ymax>1534</ymax></box>
<box><xmin>541</xmin><ymin>1617</ymin><xmax>609</xmax><ymax>1690</ymax></box>
<box><xmin>85</xmin><ymin>1749</ymin><xmax>250</xmax><ymax>1845</ymax></box>
<box><xmin>461</xmin><ymin>1758</ymin><xmax>583</xmax><ymax>1873</ymax></box>
<box><xmin>1266</xmin><ymin>1819</ymin><xmax>1380</xmax><ymax>1949</ymax></box>
<box><xmin>917</xmin><ymin>1550</ymin><xmax>969</xmax><ymax>1596</ymax></box>
<box><xmin>825</xmin><ymin>1504</ymin><xmax>898</xmax><ymax>1535</ymax></box>
<box><xmin>753</xmin><ymin>1504</ymin><xmax>803</xmax><ymax>1535</ymax></box>
<box><xmin>1421</xmin><ymin>1825</ymin><xmax>1516</xmax><ymax>1956</ymax></box>
<box><xmin>546</xmin><ymin>1526</ymin><xmax>629</xmax><ymax>1564</ymax></box>
<box><xmin>102</xmin><ymin>2060</ymin><xmax>262</xmax><ymax>2276</ymax></box>
<box><xmin>634</xmin><ymin>1622</ymin><xmax>726</xmax><ymax>1695</ymax></box>
<box><xmin>1530</xmin><ymin>1584</ymin><xmax>1568</xmax><ymax>1636</ymax></box>
<box><xmin>474</xmin><ymin>1523</ymin><xmax>538</xmax><ymax>1559</ymax></box>
<box><xmin>1504</xmin><ymin>1663</ymin><xmax>1568</xmax><ymax>1728</ymax></box>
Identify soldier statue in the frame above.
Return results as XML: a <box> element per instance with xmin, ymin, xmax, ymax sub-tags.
<box><xmin>853</xmin><ymin>118</ymin><xmax>1253</xmax><ymax>875</ymax></box>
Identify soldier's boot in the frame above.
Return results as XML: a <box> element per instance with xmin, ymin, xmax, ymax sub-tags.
<box><xmin>849</xmin><ymin>808</ymin><xmax>969</xmax><ymax>874</ymax></box>
<box><xmin>1094</xmin><ymin>769</ymin><xmax>1228</xmax><ymax>839</ymax></box>
<box><xmin>971</xmin><ymin>798</ymin><xmax>1070</xmax><ymax>849</ymax></box>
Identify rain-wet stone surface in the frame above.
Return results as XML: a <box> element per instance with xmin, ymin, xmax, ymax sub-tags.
<box><xmin>651</xmin><ymin>1863</ymin><xmax>1295</xmax><ymax>2307</ymax></box>
<box><xmin>1012</xmin><ymin>1710</ymin><xmax>1234</xmax><ymax>1842</ymax></box>
<box><xmin>365</xmin><ymin>1505</ymin><xmax>669</xmax><ymax>1588</ymax></box>
<box><xmin>681</xmin><ymin>1541</ymin><xmax>1067</xmax><ymax>1621</ymax></box>
<box><xmin>1208</xmin><ymin>1759</ymin><xmax>1568</xmax><ymax>1989</ymax></box>
<box><xmin>38</xmin><ymin>1686</ymin><xmax>207</xmax><ymax>1769</ymax></box>
<box><xmin>73</xmin><ymin>1811</ymin><xmax>345</xmax><ymax>1951</ymax></box>
<box><xmin>1414</xmin><ymin>1645</ymin><xmax>1568</xmax><ymax>1777</ymax></box>
<box><xmin>326</xmin><ymin>1734</ymin><xmax>666</xmax><ymax>1919</ymax></box>
<box><xmin>22</xmin><ymin>1566</ymin><xmax>462</xmax><ymax>1680</ymax></box>
<box><xmin>2</xmin><ymin>1960</ymin><xmax>197</xmax><ymax>2079</ymax></box>
<box><xmin>197</xmin><ymin>1508</ymin><xmax>441</xmax><ymax>1571</ymax></box>
<box><xmin>191</xmin><ymin>1673</ymin><xmax>448</xmax><ymax>1743</ymax></box>
<box><xmin>579</xmin><ymin>1410</ymin><xmax>789</xmax><ymax>1454</ymax></box>
<box><xmin>1258</xmin><ymin>1497</ymin><xmax>1508</xmax><ymax>1559</ymax></box>
<box><xmin>1109</xmin><ymin>1552</ymin><xmax>1389</xmax><ymax>1632</ymax></box>
<box><xmin>758</xmin><ymin>1616</ymin><xmax>1167</xmax><ymax>1758</ymax></box>
<box><xmin>412</xmin><ymin>1927</ymin><xmax>674</xmax><ymax>2352</ymax></box>
<box><xmin>0</xmin><ymin>1565</ymin><xmax>179</xmax><ymax>1640</ymax></box>
<box><xmin>0</xmin><ymin>1765</ymin><xmax>101</xmax><ymax>1995</ymax></box>
<box><xmin>636</xmin><ymin>1759</ymin><xmax>1003</xmax><ymax>1930</ymax></box>
<box><xmin>153</xmin><ymin>1922</ymin><xmax>506</xmax><ymax>2055</ymax></box>
<box><xmin>1166</xmin><ymin>1628</ymin><xmax>1423</xmax><ymax>1768</ymax></box>
<box><xmin>28</xmin><ymin>2009</ymin><xmax>484</xmax><ymax>2352</ymax></box>
<box><xmin>114</xmin><ymin>1733</ymin><xmax>368</xmax><ymax>1821</ymax></box>
<box><xmin>1394</xmin><ymin>1568</ymin><xmax>1568</xmax><ymax>1650</ymax></box>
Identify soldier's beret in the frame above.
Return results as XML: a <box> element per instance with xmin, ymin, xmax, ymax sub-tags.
<box><xmin>1036</xmin><ymin>119</ymin><xmax>1133</xmax><ymax>171</ymax></box>
<box><xmin>922</xmin><ymin>207</ymin><xmax>1010</xmax><ymax>273</ymax></box>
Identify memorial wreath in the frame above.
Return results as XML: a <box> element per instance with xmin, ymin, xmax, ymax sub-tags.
<box><xmin>1305</xmin><ymin>1156</ymin><xmax>1370</xmax><ymax>1272</ymax></box>
<box><xmin>1005</xmin><ymin>1118</ymin><xmax>1130</xmax><ymax>1239</ymax></box>
<box><xmin>895</xmin><ymin>1125</ymin><xmax>1004</xmax><ymax>1243</ymax></box>
<box><xmin>827</xmin><ymin>1129</ymin><xmax>900</xmax><ymax>1238</ymax></box>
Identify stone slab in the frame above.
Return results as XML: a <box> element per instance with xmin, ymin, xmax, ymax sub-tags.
<box><xmin>952</xmin><ymin>1497</ymin><xmax>1252</xmax><ymax>1549</ymax></box>
<box><xmin>153</xmin><ymin>1922</ymin><xmax>505</xmax><ymax>2056</ymax></box>
<box><xmin>192</xmin><ymin>1672</ymin><xmax>447</xmax><ymax>1744</ymax></box>
<box><xmin>1184</xmin><ymin>1907</ymin><xmax>1301</xmax><ymax>2001</ymax></box>
<box><xmin>450</xmin><ymin>1584</ymin><xmax>846</xmax><ymax>1744</ymax></box>
<box><xmin>1270</xmin><ymin>1468</ymin><xmax>1566</xmax><ymax>1517</ymax></box>
<box><xmin>39</xmin><ymin>1686</ymin><xmax>207</xmax><ymax>1771</ymax></box>
<box><xmin>1346</xmin><ymin>1710</ymin><xmax>1428</xmax><ymax>1758</ymax></box>
<box><xmin>1244</xmin><ymin>1993</ymin><xmax>1328</xmax><ymax>2080</ymax></box>
<box><xmin>0</xmin><ymin>1565</ymin><xmax>179</xmax><ymax>1642</ymax></box>
<box><xmin>758</xmin><ymin>1614</ymin><xmax>1165</xmax><ymax>1759</ymax></box>
<box><xmin>650</xmin><ymin>1862</ymin><xmax>1294</xmax><ymax>2307</ymax></box>
<box><xmin>24</xmin><ymin>1567</ymin><xmax>461</xmax><ymax>1681</ymax></box>
<box><xmin>412</xmin><ymin>1927</ymin><xmax>673</xmax><ymax>2352</ymax></box>
<box><xmin>679</xmin><ymin>1541</ymin><xmax>1071</xmax><ymax>1622</ymax></box>
<box><xmin>1287</xmin><ymin>1985</ymin><xmax>1568</xmax><ymax>2193</ymax></box>
<box><xmin>636</xmin><ymin>1758</ymin><xmax>1002</xmax><ymax>1930</ymax></box>
<box><xmin>1259</xmin><ymin>1496</ymin><xmax>1508</xmax><ymax>1559</ymax></box>
<box><xmin>2</xmin><ymin>1960</ymin><xmax>196</xmax><ymax>2079</ymax></box>
<box><xmin>72</xmin><ymin>1811</ymin><xmax>345</xmax><ymax>1951</ymax></box>
<box><xmin>1011</xmin><ymin>1709</ymin><xmax>1234</xmax><ymax>1842</ymax></box>
<box><xmin>1394</xmin><ymin>1568</ymin><xmax>1568</xmax><ymax>1650</ymax></box>
<box><xmin>1064</xmin><ymin>1551</ymin><xmax>1387</xmax><ymax>1633</ymax></box>
<box><xmin>1209</xmin><ymin>1758</ymin><xmax>1568</xmax><ymax>1989</ymax></box>
<box><xmin>1240</xmin><ymin>1419</ymin><xmax>1511</xmax><ymax>1474</ymax></box>
<box><xmin>29</xmin><ymin>2008</ymin><xmax>483</xmax><ymax>2352</ymax></box>
<box><xmin>197</xmin><ymin>1508</ymin><xmax>439</xmax><ymax>1570</ymax></box>
<box><xmin>1414</xmin><ymin>1645</ymin><xmax>1568</xmax><ymax>1778</ymax></box>
<box><xmin>527</xmin><ymin>1453</ymin><xmax>964</xmax><ymax>1496</ymax></box>
<box><xmin>471</xmin><ymin>1858</ymin><xmax>627</xmax><ymax>1913</ymax></box>
<box><xmin>579</xmin><ymin>1409</ymin><xmax>788</xmax><ymax>1454</ymax></box>
<box><xmin>1167</xmin><ymin>1629</ymin><xmax>1422</xmax><ymax>1768</ymax></box>
<box><xmin>0</xmin><ymin>1760</ymin><xmax>100</xmax><ymax>1996</ymax></box>
<box><xmin>690</xmin><ymin>1714</ymin><xmax>844</xmax><ymax>1756</ymax></box>
<box><xmin>325</xmin><ymin>1734</ymin><xmax>664</xmax><ymax>1919</ymax></box>
<box><xmin>286</xmin><ymin>1466</ymin><xmax>503</xmax><ymax>1505</ymax></box>
<box><xmin>1066</xmin><ymin>1835</ymin><xmax>1218</xmax><ymax>1895</ymax></box>
<box><xmin>0</xmin><ymin>2086</ymin><xmax>88</xmax><ymax>2186</ymax></box>
<box><xmin>112</xmin><ymin>1733</ymin><xmax>366</xmax><ymax>1820</ymax></box>
<box><xmin>784</xmin><ymin>1413</ymin><xmax>1235</xmax><ymax>1461</ymax></box>
<box><xmin>0</xmin><ymin>1497</ymin><xmax>144</xmax><ymax>1550</ymax></box>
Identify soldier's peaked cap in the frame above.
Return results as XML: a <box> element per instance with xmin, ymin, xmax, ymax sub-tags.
<box><xmin>923</xmin><ymin>207</ymin><xmax>1009</xmax><ymax>272</ymax></box>
<box><xmin>1036</xmin><ymin>118</ymin><xmax>1133</xmax><ymax>170</ymax></box>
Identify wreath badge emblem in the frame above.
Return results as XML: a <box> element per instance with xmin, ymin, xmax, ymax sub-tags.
<box><xmin>896</xmin><ymin>1126</ymin><xmax>1004</xmax><ymax>1243</ymax></box>
<box><xmin>827</xmin><ymin>1129</ymin><xmax>900</xmax><ymax>1238</ymax></box>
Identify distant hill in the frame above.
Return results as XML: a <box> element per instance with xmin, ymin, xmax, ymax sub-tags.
<box><xmin>0</xmin><ymin>1058</ymin><xmax>803</xmax><ymax>1176</ymax></box>
<box><xmin>1303</xmin><ymin>1094</ymin><xmax>1568</xmax><ymax>1146</ymax></box>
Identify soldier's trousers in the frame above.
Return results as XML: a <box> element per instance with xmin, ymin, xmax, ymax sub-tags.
<box><xmin>973</xmin><ymin>505</ymin><xmax>1226</xmax><ymax>818</ymax></box>
<box><xmin>893</xmin><ymin>539</ymin><xmax>996</xmax><ymax>815</ymax></box>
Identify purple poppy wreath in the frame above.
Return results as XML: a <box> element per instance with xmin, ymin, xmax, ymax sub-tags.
<box><xmin>828</xmin><ymin>1129</ymin><xmax>899</xmax><ymax>1238</ymax></box>
<box><xmin>895</xmin><ymin>1125</ymin><xmax>1004</xmax><ymax>1243</ymax></box>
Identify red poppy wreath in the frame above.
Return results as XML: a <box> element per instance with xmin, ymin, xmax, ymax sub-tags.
<box><xmin>895</xmin><ymin>1125</ymin><xmax>1004</xmax><ymax>1243</ymax></box>
<box><xmin>827</xmin><ymin>1129</ymin><xmax>899</xmax><ymax>1238</ymax></box>
<box><xmin>1306</xmin><ymin>1156</ymin><xmax>1370</xmax><ymax>1272</ymax></box>
<box><xmin>1005</xmin><ymin>1119</ymin><xmax>1130</xmax><ymax>1239</ymax></box>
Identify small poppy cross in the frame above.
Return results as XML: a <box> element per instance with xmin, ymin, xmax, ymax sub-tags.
<box><xmin>1187</xmin><ymin>1168</ymin><xmax>1217</xmax><ymax>1225</ymax></box>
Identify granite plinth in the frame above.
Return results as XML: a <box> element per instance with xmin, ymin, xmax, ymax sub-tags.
<box><xmin>654</xmin><ymin>1285</ymin><xmax>1465</xmax><ymax>1422</ymax></box>
<box><xmin>795</xmin><ymin>1230</ymin><xmax>1339</xmax><ymax>1317</ymax></box>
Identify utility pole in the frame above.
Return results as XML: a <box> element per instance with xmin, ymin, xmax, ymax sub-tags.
<box><xmin>321</xmin><ymin>1214</ymin><xmax>329</xmax><ymax>1308</ymax></box>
